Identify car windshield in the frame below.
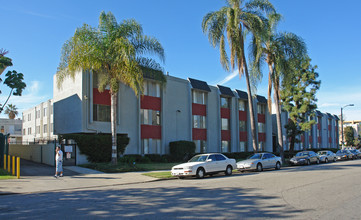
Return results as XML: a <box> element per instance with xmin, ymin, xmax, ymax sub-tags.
<box><xmin>296</xmin><ymin>152</ymin><xmax>308</xmax><ymax>157</ymax></box>
<box><xmin>189</xmin><ymin>155</ymin><xmax>208</xmax><ymax>162</ymax></box>
<box><xmin>318</xmin><ymin>151</ymin><xmax>327</xmax><ymax>155</ymax></box>
<box><xmin>337</xmin><ymin>150</ymin><xmax>347</xmax><ymax>154</ymax></box>
<box><xmin>248</xmin><ymin>154</ymin><xmax>262</xmax><ymax>159</ymax></box>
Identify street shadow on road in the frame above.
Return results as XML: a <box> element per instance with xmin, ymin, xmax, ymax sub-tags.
<box><xmin>0</xmin><ymin>185</ymin><xmax>306</xmax><ymax>219</ymax></box>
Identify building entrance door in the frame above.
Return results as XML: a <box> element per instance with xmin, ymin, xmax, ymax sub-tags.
<box><xmin>61</xmin><ymin>144</ymin><xmax>76</xmax><ymax>166</ymax></box>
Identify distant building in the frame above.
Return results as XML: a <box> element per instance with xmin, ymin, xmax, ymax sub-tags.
<box><xmin>342</xmin><ymin>120</ymin><xmax>361</xmax><ymax>140</ymax></box>
<box><xmin>272</xmin><ymin>109</ymin><xmax>340</xmax><ymax>150</ymax></box>
<box><xmin>0</xmin><ymin>118</ymin><xmax>22</xmax><ymax>143</ymax></box>
<box><xmin>22</xmin><ymin>99</ymin><xmax>57</xmax><ymax>144</ymax></box>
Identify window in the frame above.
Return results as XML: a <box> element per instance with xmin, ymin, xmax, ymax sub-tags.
<box><xmin>192</xmin><ymin>91</ymin><xmax>206</xmax><ymax>104</ymax></box>
<box><xmin>221</xmin><ymin>97</ymin><xmax>229</xmax><ymax>108</ymax></box>
<box><xmin>43</xmin><ymin>108</ymin><xmax>47</xmax><ymax>117</ymax></box>
<box><xmin>258</xmin><ymin>142</ymin><xmax>264</xmax><ymax>151</ymax></box>
<box><xmin>193</xmin><ymin>115</ymin><xmax>206</xmax><ymax>129</ymax></box>
<box><xmin>50</xmin><ymin>105</ymin><xmax>53</xmax><ymax>115</ymax></box>
<box><xmin>28</xmin><ymin>113</ymin><xmax>31</xmax><ymax>121</ymax></box>
<box><xmin>141</xmin><ymin>109</ymin><xmax>161</xmax><ymax>125</ymax></box>
<box><xmin>44</xmin><ymin>124</ymin><xmax>48</xmax><ymax>133</ymax></box>
<box><xmin>142</xmin><ymin>139</ymin><xmax>149</xmax><ymax>154</ymax></box>
<box><xmin>221</xmin><ymin>141</ymin><xmax>230</xmax><ymax>153</ymax></box>
<box><xmin>36</xmin><ymin>126</ymin><xmax>40</xmax><ymax>134</ymax></box>
<box><xmin>239</xmin><ymin>100</ymin><xmax>246</xmax><ymax>111</ymax></box>
<box><xmin>215</xmin><ymin>154</ymin><xmax>226</xmax><ymax>161</ymax></box>
<box><xmin>28</xmin><ymin>128</ymin><xmax>31</xmax><ymax>135</ymax></box>
<box><xmin>239</xmin><ymin>121</ymin><xmax>247</xmax><ymax>131</ymax></box>
<box><xmin>221</xmin><ymin>118</ymin><xmax>229</xmax><ymax>130</ymax></box>
<box><xmin>36</xmin><ymin>110</ymin><xmax>40</xmax><ymax>119</ymax></box>
<box><xmin>240</xmin><ymin>141</ymin><xmax>247</xmax><ymax>152</ymax></box>
<box><xmin>23</xmin><ymin>129</ymin><xmax>26</xmax><ymax>135</ymax></box>
<box><xmin>257</xmin><ymin>104</ymin><xmax>266</xmax><ymax>114</ymax></box>
<box><xmin>258</xmin><ymin>122</ymin><xmax>265</xmax><ymax>133</ymax></box>
<box><xmin>93</xmin><ymin>104</ymin><xmax>111</xmax><ymax>122</ymax></box>
<box><xmin>194</xmin><ymin>140</ymin><xmax>207</xmax><ymax>153</ymax></box>
<box><xmin>143</xmin><ymin>81</ymin><xmax>161</xmax><ymax>97</ymax></box>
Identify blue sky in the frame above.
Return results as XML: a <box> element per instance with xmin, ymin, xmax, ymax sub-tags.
<box><xmin>1</xmin><ymin>0</ymin><xmax>360</xmax><ymax>120</ymax></box>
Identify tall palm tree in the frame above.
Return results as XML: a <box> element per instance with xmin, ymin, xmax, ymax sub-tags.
<box><xmin>56</xmin><ymin>11</ymin><xmax>165</xmax><ymax>165</ymax></box>
<box><xmin>250</xmin><ymin>12</ymin><xmax>307</xmax><ymax>159</ymax></box>
<box><xmin>5</xmin><ymin>104</ymin><xmax>18</xmax><ymax>119</ymax></box>
<box><xmin>202</xmin><ymin>0</ymin><xmax>276</xmax><ymax>152</ymax></box>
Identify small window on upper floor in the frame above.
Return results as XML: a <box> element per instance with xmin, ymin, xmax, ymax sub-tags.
<box><xmin>221</xmin><ymin>97</ymin><xmax>230</xmax><ymax>108</ymax></box>
<box><xmin>143</xmin><ymin>81</ymin><xmax>161</xmax><ymax>97</ymax></box>
<box><xmin>257</xmin><ymin>104</ymin><xmax>266</xmax><ymax>114</ymax></box>
<box><xmin>192</xmin><ymin>90</ymin><xmax>206</xmax><ymax>105</ymax></box>
<box><xmin>239</xmin><ymin>100</ymin><xmax>247</xmax><ymax>111</ymax></box>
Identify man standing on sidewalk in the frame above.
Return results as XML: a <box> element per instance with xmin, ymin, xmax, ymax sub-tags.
<box><xmin>54</xmin><ymin>146</ymin><xmax>63</xmax><ymax>178</ymax></box>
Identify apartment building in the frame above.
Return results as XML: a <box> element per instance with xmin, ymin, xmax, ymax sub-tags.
<box><xmin>53</xmin><ymin>71</ymin><xmax>272</xmax><ymax>155</ymax></box>
<box><xmin>272</xmin><ymin>109</ymin><xmax>339</xmax><ymax>151</ymax></box>
<box><xmin>22</xmin><ymin>99</ymin><xmax>57</xmax><ymax>143</ymax></box>
<box><xmin>0</xmin><ymin>118</ymin><xmax>22</xmax><ymax>143</ymax></box>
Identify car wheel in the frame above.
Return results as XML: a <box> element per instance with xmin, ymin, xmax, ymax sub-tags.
<box><xmin>307</xmin><ymin>160</ymin><xmax>311</xmax><ymax>165</ymax></box>
<box><xmin>275</xmin><ymin>162</ymin><xmax>281</xmax><ymax>170</ymax></box>
<box><xmin>316</xmin><ymin>159</ymin><xmax>320</xmax><ymax>164</ymax></box>
<box><xmin>325</xmin><ymin>158</ymin><xmax>328</xmax><ymax>163</ymax></box>
<box><xmin>225</xmin><ymin>165</ymin><xmax>232</xmax><ymax>176</ymax></box>
<box><xmin>256</xmin><ymin>163</ymin><xmax>263</xmax><ymax>172</ymax></box>
<box><xmin>333</xmin><ymin>157</ymin><xmax>336</xmax><ymax>162</ymax></box>
<box><xmin>178</xmin><ymin>176</ymin><xmax>185</xmax><ymax>179</ymax></box>
<box><xmin>196</xmin><ymin>167</ymin><xmax>205</xmax><ymax>179</ymax></box>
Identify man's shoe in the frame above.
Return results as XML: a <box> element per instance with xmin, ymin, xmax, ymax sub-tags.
<box><xmin>54</xmin><ymin>175</ymin><xmax>58</xmax><ymax>178</ymax></box>
<box><xmin>60</xmin><ymin>174</ymin><xmax>63</xmax><ymax>177</ymax></box>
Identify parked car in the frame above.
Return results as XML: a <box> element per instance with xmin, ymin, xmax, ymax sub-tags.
<box><xmin>289</xmin><ymin>151</ymin><xmax>320</xmax><ymax>165</ymax></box>
<box><xmin>336</xmin><ymin>150</ymin><xmax>353</xmax><ymax>160</ymax></box>
<box><xmin>171</xmin><ymin>153</ymin><xmax>236</xmax><ymax>179</ymax></box>
<box><xmin>349</xmin><ymin>149</ymin><xmax>361</xmax><ymax>159</ymax></box>
<box><xmin>317</xmin><ymin>151</ymin><xmax>337</xmax><ymax>163</ymax></box>
<box><xmin>237</xmin><ymin>153</ymin><xmax>282</xmax><ymax>172</ymax></box>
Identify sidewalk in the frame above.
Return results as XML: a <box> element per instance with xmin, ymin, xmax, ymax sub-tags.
<box><xmin>0</xmin><ymin>164</ymin><xmax>161</xmax><ymax>195</ymax></box>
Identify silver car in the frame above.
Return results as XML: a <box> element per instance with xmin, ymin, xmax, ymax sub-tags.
<box><xmin>317</xmin><ymin>151</ymin><xmax>337</xmax><ymax>163</ymax></box>
<box><xmin>237</xmin><ymin>153</ymin><xmax>282</xmax><ymax>172</ymax></box>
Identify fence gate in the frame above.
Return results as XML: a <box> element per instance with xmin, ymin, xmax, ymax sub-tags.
<box><xmin>61</xmin><ymin>143</ymin><xmax>76</xmax><ymax>166</ymax></box>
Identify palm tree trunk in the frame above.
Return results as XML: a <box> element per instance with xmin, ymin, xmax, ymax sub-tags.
<box><xmin>110</xmin><ymin>91</ymin><xmax>118</xmax><ymax>165</ymax></box>
<box><xmin>267</xmin><ymin>63</ymin><xmax>273</xmax><ymax>114</ymax></box>
<box><xmin>242</xmin><ymin>53</ymin><xmax>258</xmax><ymax>153</ymax></box>
<box><xmin>273</xmin><ymin>81</ymin><xmax>284</xmax><ymax>162</ymax></box>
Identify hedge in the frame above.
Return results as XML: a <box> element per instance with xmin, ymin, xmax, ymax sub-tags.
<box><xmin>61</xmin><ymin>133</ymin><xmax>130</xmax><ymax>163</ymax></box>
<box><xmin>169</xmin><ymin>140</ymin><xmax>196</xmax><ymax>162</ymax></box>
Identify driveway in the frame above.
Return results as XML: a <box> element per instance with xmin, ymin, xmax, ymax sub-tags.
<box><xmin>20</xmin><ymin>159</ymin><xmax>79</xmax><ymax>177</ymax></box>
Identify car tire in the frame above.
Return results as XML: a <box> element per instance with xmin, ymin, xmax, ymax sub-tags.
<box><xmin>325</xmin><ymin>158</ymin><xmax>328</xmax><ymax>163</ymax></box>
<box><xmin>196</xmin><ymin>167</ymin><xmax>205</xmax><ymax>179</ymax></box>
<box><xmin>275</xmin><ymin>162</ymin><xmax>281</xmax><ymax>170</ymax></box>
<box><xmin>225</xmin><ymin>165</ymin><xmax>232</xmax><ymax>176</ymax></box>
<box><xmin>316</xmin><ymin>159</ymin><xmax>320</xmax><ymax>164</ymax></box>
<box><xmin>178</xmin><ymin>176</ymin><xmax>185</xmax><ymax>179</ymax></box>
<box><xmin>256</xmin><ymin>163</ymin><xmax>263</xmax><ymax>172</ymax></box>
<box><xmin>333</xmin><ymin>157</ymin><xmax>336</xmax><ymax>162</ymax></box>
<box><xmin>307</xmin><ymin>160</ymin><xmax>311</xmax><ymax>165</ymax></box>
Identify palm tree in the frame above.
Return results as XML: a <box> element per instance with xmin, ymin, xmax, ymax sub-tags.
<box><xmin>56</xmin><ymin>11</ymin><xmax>165</xmax><ymax>165</ymax></box>
<box><xmin>5</xmin><ymin>104</ymin><xmax>18</xmax><ymax>119</ymax></box>
<box><xmin>202</xmin><ymin>0</ymin><xmax>276</xmax><ymax>152</ymax></box>
<box><xmin>250</xmin><ymin>12</ymin><xmax>307</xmax><ymax>159</ymax></box>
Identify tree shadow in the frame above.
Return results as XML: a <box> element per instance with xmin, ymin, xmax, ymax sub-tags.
<box><xmin>0</xmin><ymin>185</ymin><xmax>306</xmax><ymax>219</ymax></box>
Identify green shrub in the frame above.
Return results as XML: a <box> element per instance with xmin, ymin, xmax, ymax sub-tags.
<box><xmin>61</xmin><ymin>133</ymin><xmax>129</xmax><ymax>163</ymax></box>
<box><xmin>169</xmin><ymin>140</ymin><xmax>196</xmax><ymax>162</ymax></box>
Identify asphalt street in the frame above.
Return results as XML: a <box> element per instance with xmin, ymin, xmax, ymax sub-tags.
<box><xmin>1</xmin><ymin>159</ymin><xmax>361</xmax><ymax>219</ymax></box>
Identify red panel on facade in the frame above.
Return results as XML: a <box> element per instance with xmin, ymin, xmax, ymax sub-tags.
<box><xmin>192</xmin><ymin>103</ymin><xmax>207</xmax><ymax>116</ymax></box>
<box><xmin>309</xmin><ymin>136</ymin><xmax>312</xmax><ymax>143</ymax></box>
<box><xmin>240</xmin><ymin>131</ymin><xmax>247</xmax><ymax>141</ymax></box>
<box><xmin>221</xmin><ymin>108</ymin><xmax>230</xmax><ymax>119</ymax></box>
<box><xmin>318</xmin><ymin>136</ymin><xmax>321</xmax><ymax>143</ymax></box>
<box><xmin>221</xmin><ymin>130</ymin><xmax>231</xmax><ymax>141</ymax></box>
<box><xmin>301</xmin><ymin>135</ymin><xmax>305</xmax><ymax>143</ymax></box>
<box><xmin>329</xmin><ymin>137</ymin><xmax>332</xmax><ymax>143</ymax></box>
<box><xmin>317</xmin><ymin>123</ymin><xmax>321</xmax><ymax>129</ymax></box>
<box><xmin>93</xmin><ymin>88</ymin><xmax>111</xmax><ymax>106</ymax></box>
<box><xmin>141</xmin><ymin>125</ymin><xmax>161</xmax><ymax>139</ymax></box>
<box><xmin>239</xmin><ymin>111</ymin><xmax>247</xmax><ymax>121</ymax></box>
<box><xmin>258</xmin><ymin>114</ymin><xmax>266</xmax><ymax>123</ymax></box>
<box><xmin>192</xmin><ymin>128</ymin><xmax>207</xmax><ymax>140</ymax></box>
<box><xmin>258</xmin><ymin>133</ymin><xmax>266</xmax><ymax>142</ymax></box>
<box><xmin>328</xmin><ymin>125</ymin><xmax>331</xmax><ymax>130</ymax></box>
<box><xmin>140</xmin><ymin>95</ymin><xmax>161</xmax><ymax>111</ymax></box>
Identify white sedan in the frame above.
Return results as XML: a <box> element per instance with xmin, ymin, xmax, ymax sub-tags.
<box><xmin>171</xmin><ymin>153</ymin><xmax>236</xmax><ymax>179</ymax></box>
<box><xmin>237</xmin><ymin>153</ymin><xmax>282</xmax><ymax>172</ymax></box>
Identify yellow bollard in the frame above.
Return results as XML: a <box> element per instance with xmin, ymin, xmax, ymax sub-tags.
<box><xmin>8</xmin><ymin>155</ymin><xmax>10</xmax><ymax>173</ymax></box>
<box><xmin>3</xmin><ymin>155</ymin><xmax>6</xmax><ymax>170</ymax></box>
<box><xmin>12</xmin><ymin>156</ymin><xmax>15</xmax><ymax>176</ymax></box>
<box><xmin>17</xmin><ymin>157</ymin><xmax>20</xmax><ymax>179</ymax></box>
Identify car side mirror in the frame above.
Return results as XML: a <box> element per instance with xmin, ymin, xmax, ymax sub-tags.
<box><xmin>206</xmin><ymin>159</ymin><xmax>213</xmax><ymax>162</ymax></box>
